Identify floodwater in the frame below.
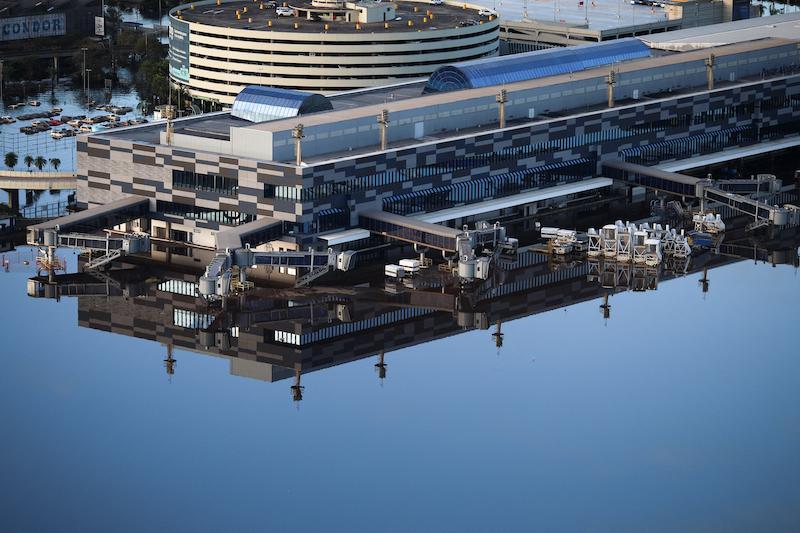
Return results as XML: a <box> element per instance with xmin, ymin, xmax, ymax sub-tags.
<box><xmin>0</xmin><ymin>3</ymin><xmax>156</xmax><ymax>209</ymax></box>
<box><xmin>1</xmin><ymin>83</ymin><xmax>144</xmax><ymax>212</ymax></box>
<box><xmin>0</xmin><ymin>242</ymin><xmax>798</xmax><ymax>532</ymax></box>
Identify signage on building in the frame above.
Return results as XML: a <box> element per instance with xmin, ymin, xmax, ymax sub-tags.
<box><xmin>732</xmin><ymin>0</ymin><xmax>750</xmax><ymax>21</ymax></box>
<box><xmin>0</xmin><ymin>14</ymin><xmax>66</xmax><ymax>42</ymax></box>
<box><xmin>94</xmin><ymin>16</ymin><xmax>105</xmax><ymax>37</ymax></box>
<box><xmin>168</xmin><ymin>18</ymin><xmax>190</xmax><ymax>83</ymax></box>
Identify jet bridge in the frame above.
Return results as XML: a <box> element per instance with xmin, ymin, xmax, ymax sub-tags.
<box><xmin>360</xmin><ymin>210</ymin><xmax>519</xmax><ymax>283</ymax></box>
<box><xmin>199</xmin><ymin>247</ymin><xmax>356</xmax><ymax>298</ymax></box>
<box><xmin>603</xmin><ymin>160</ymin><xmax>797</xmax><ymax>229</ymax></box>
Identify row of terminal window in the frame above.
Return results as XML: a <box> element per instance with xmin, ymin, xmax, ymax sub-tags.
<box><xmin>269</xmin><ymin>307</ymin><xmax>433</xmax><ymax>346</ymax></box>
<box><xmin>173</xmin><ymin>169</ymin><xmax>238</xmax><ymax>198</ymax></box>
<box><xmin>157</xmin><ymin>200</ymin><xmax>255</xmax><ymax>226</ymax></box>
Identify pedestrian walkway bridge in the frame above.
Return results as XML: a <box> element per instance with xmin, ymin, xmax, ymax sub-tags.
<box><xmin>0</xmin><ymin>171</ymin><xmax>77</xmax><ymax>191</ymax></box>
<box><xmin>359</xmin><ymin>210</ymin><xmax>462</xmax><ymax>253</ymax></box>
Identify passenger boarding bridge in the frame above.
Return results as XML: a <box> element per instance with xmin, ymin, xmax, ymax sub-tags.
<box><xmin>603</xmin><ymin>160</ymin><xmax>800</xmax><ymax>230</ymax></box>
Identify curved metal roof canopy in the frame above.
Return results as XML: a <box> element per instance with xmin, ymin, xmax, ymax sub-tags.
<box><xmin>423</xmin><ymin>38</ymin><xmax>652</xmax><ymax>93</ymax></box>
<box><xmin>231</xmin><ymin>86</ymin><xmax>333</xmax><ymax>123</ymax></box>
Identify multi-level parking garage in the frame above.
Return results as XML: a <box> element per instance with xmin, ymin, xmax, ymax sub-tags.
<box><xmin>168</xmin><ymin>0</ymin><xmax>500</xmax><ymax>104</ymax></box>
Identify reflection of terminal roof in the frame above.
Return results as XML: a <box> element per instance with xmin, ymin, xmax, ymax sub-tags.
<box><xmin>424</xmin><ymin>38</ymin><xmax>651</xmax><ymax>93</ymax></box>
<box><xmin>231</xmin><ymin>86</ymin><xmax>333</xmax><ymax>123</ymax></box>
<box><xmin>641</xmin><ymin>12</ymin><xmax>800</xmax><ymax>51</ymax></box>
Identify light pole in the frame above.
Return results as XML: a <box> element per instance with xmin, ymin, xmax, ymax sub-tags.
<box><xmin>86</xmin><ymin>69</ymin><xmax>92</xmax><ymax>105</ymax></box>
<box><xmin>496</xmin><ymin>88</ymin><xmax>507</xmax><ymax>128</ymax></box>
<box><xmin>292</xmin><ymin>124</ymin><xmax>305</xmax><ymax>166</ymax></box>
<box><xmin>81</xmin><ymin>47</ymin><xmax>88</xmax><ymax>99</ymax></box>
<box><xmin>705</xmin><ymin>53</ymin><xmax>715</xmax><ymax>91</ymax></box>
<box><xmin>377</xmin><ymin>109</ymin><xmax>389</xmax><ymax>150</ymax></box>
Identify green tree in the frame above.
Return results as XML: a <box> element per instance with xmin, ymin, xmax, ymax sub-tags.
<box><xmin>134</xmin><ymin>57</ymin><xmax>170</xmax><ymax>108</ymax></box>
<box><xmin>4</xmin><ymin>152</ymin><xmax>18</xmax><ymax>170</ymax></box>
<box><xmin>34</xmin><ymin>156</ymin><xmax>47</xmax><ymax>171</ymax></box>
<box><xmin>49</xmin><ymin>158</ymin><xmax>62</xmax><ymax>172</ymax></box>
<box><xmin>23</xmin><ymin>154</ymin><xmax>34</xmax><ymax>170</ymax></box>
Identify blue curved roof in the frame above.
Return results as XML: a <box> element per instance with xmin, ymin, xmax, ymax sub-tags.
<box><xmin>231</xmin><ymin>86</ymin><xmax>333</xmax><ymax>123</ymax></box>
<box><xmin>424</xmin><ymin>38</ymin><xmax>652</xmax><ymax>93</ymax></box>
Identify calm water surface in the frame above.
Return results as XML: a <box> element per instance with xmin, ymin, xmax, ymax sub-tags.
<box><xmin>0</xmin><ymin>248</ymin><xmax>798</xmax><ymax>532</ymax></box>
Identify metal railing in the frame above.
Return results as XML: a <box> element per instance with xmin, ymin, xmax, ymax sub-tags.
<box><xmin>20</xmin><ymin>200</ymin><xmax>75</xmax><ymax>219</ymax></box>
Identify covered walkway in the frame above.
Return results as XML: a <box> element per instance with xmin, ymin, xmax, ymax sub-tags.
<box><xmin>27</xmin><ymin>196</ymin><xmax>150</xmax><ymax>245</ymax></box>
<box><xmin>359</xmin><ymin>210</ymin><xmax>461</xmax><ymax>253</ymax></box>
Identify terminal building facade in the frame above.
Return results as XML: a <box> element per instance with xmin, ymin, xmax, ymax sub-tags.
<box><xmin>77</xmin><ymin>16</ymin><xmax>800</xmax><ymax>254</ymax></box>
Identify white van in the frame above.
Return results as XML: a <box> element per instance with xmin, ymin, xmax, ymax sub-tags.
<box><xmin>385</xmin><ymin>264</ymin><xmax>406</xmax><ymax>278</ymax></box>
<box><xmin>398</xmin><ymin>259</ymin><xmax>421</xmax><ymax>274</ymax></box>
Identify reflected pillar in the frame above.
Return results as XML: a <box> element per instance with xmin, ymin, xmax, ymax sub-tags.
<box><xmin>3</xmin><ymin>189</ymin><xmax>19</xmax><ymax>214</ymax></box>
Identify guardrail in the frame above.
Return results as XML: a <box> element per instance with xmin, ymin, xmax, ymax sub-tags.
<box><xmin>20</xmin><ymin>200</ymin><xmax>75</xmax><ymax>220</ymax></box>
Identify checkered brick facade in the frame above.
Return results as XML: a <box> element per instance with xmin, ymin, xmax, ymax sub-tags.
<box><xmin>78</xmin><ymin>75</ymin><xmax>800</xmax><ymax>246</ymax></box>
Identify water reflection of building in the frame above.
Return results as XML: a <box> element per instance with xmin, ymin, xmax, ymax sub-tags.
<box><xmin>31</xmin><ymin>239</ymin><xmax>794</xmax><ymax>400</ymax></box>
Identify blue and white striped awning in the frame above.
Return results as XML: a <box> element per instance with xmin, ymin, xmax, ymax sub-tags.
<box><xmin>384</xmin><ymin>158</ymin><xmax>593</xmax><ymax>206</ymax></box>
<box><xmin>621</xmin><ymin>126</ymin><xmax>752</xmax><ymax>157</ymax></box>
<box><xmin>317</xmin><ymin>207</ymin><xmax>345</xmax><ymax>217</ymax></box>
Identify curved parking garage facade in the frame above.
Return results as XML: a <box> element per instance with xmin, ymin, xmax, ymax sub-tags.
<box><xmin>168</xmin><ymin>0</ymin><xmax>500</xmax><ymax>105</ymax></box>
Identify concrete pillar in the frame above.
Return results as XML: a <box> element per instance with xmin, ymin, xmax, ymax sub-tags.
<box><xmin>164</xmin><ymin>220</ymin><xmax>172</xmax><ymax>263</ymax></box>
<box><xmin>4</xmin><ymin>189</ymin><xmax>19</xmax><ymax>214</ymax></box>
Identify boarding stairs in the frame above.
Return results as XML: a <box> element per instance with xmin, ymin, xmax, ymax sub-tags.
<box><xmin>745</xmin><ymin>218</ymin><xmax>772</xmax><ymax>232</ymax></box>
<box><xmin>703</xmin><ymin>187</ymin><xmax>795</xmax><ymax>231</ymax></box>
<box><xmin>85</xmin><ymin>249</ymin><xmax>124</xmax><ymax>270</ymax></box>
<box><xmin>295</xmin><ymin>265</ymin><xmax>333</xmax><ymax>288</ymax></box>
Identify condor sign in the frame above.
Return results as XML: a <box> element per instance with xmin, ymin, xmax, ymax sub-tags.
<box><xmin>1</xmin><ymin>14</ymin><xmax>66</xmax><ymax>42</ymax></box>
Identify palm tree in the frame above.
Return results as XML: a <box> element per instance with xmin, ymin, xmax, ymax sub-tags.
<box><xmin>4</xmin><ymin>152</ymin><xmax>18</xmax><ymax>170</ymax></box>
<box><xmin>34</xmin><ymin>156</ymin><xmax>47</xmax><ymax>171</ymax></box>
<box><xmin>49</xmin><ymin>158</ymin><xmax>61</xmax><ymax>172</ymax></box>
<box><xmin>24</xmin><ymin>154</ymin><xmax>34</xmax><ymax>170</ymax></box>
